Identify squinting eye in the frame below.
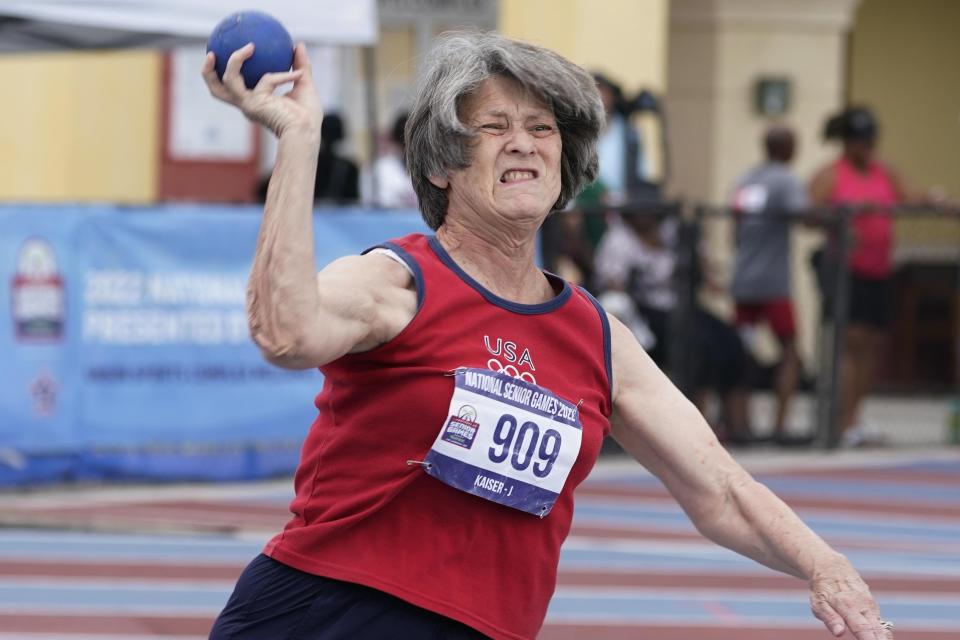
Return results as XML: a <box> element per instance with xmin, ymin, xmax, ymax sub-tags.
<box><xmin>530</xmin><ymin>124</ymin><xmax>555</xmax><ymax>137</ymax></box>
<box><xmin>480</xmin><ymin>123</ymin><xmax>507</xmax><ymax>134</ymax></box>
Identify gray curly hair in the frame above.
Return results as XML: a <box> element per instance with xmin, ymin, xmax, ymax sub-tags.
<box><xmin>405</xmin><ymin>31</ymin><xmax>605</xmax><ymax>230</ymax></box>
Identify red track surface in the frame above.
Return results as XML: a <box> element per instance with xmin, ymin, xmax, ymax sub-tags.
<box><xmin>1</xmin><ymin>453</ymin><xmax>958</xmax><ymax>639</ymax></box>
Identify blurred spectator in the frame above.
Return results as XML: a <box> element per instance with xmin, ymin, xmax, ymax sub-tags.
<box><xmin>594</xmin><ymin>212</ymin><xmax>750</xmax><ymax>443</ymax></box>
<box><xmin>592</xmin><ymin>72</ymin><xmax>647</xmax><ymax>206</ymax></box>
<box><xmin>594</xmin><ymin>213</ymin><xmax>675</xmax><ymax>365</ymax></box>
<box><xmin>256</xmin><ymin>112</ymin><xmax>360</xmax><ymax>204</ymax></box>
<box><xmin>728</xmin><ymin>126</ymin><xmax>810</xmax><ymax>446</ymax></box>
<box><xmin>546</xmin><ymin>74</ymin><xmax>652</xmax><ymax>287</ymax></box>
<box><xmin>314</xmin><ymin>112</ymin><xmax>360</xmax><ymax>204</ymax></box>
<box><xmin>809</xmin><ymin>106</ymin><xmax>938</xmax><ymax>446</ymax></box>
<box><xmin>361</xmin><ymin>111</ymin><xmax>417</xmax><ymax>208</ymax></box>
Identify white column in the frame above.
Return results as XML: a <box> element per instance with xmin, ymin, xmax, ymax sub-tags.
<box><xmin>666</xmin><ymin>0</ymin><xmax>861</xmax><ymax>365</ymax></box>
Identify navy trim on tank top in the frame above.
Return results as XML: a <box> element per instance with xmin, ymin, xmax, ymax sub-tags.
<box><xmin>577</xmin><ymin>286</ymin><xmax>613</xmax><ymax>407</ymax></box>
<box><xmin>364</xmin><ymin>242</ymin><xmax>425</xmax><ymax>311</ymax></box>
<box><xmin>427</xmin><ymin>235</ymin><xmax>571</xmax><ymax>315</ymax></box>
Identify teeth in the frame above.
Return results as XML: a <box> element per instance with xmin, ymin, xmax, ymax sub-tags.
<box><xmin>501</xmin><ymin>170</ymin><xmax>535</xmax><ymax>182</ymax></box>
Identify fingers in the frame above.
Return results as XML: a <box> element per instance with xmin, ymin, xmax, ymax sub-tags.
<box><xmin>254</xmin><ymin>69</ymin><xmax>305</xmax><ymax>93</ymax></box>
<box><xmin>811</xmin><ymin>589</ymin><xmax>887</xmax><ymax>640</ymax></box>
<box><xmin>201</xmin><ymin>51</ymin><xmax>234</xmax><ymax>103</ymax></box>
<box><xmin>222</xmin><ymin>43</ymin><xmax>255</xmax><ymax>93</ymax></box>
<box><xmin>847</xmin><ymin>613</ymin><xmax>885</xmax><ymax>640</ymax></box>
<box><xmin>286</xmin><ymin>43</ymin><xmax>321</xmax><ymax>109</ymax></box>
<box><xmin>292</xmin><ymin>42</ymin><xmax>311</xmax><ymax>72</ymax></box>
<box><xmin>814</xmin><ymin>608</ymin><xmax>889</xmax><ymax>640</ymax></box>
<box><xmin>287</xmin><ymin>43</ymin><xmax>315</xmax><ymax>92</ymax></box>
<box><xmin>201</xmin><ymin>51</ymin><xmax>215</xmax><ymax>74</ymax></box>
<box><xmin>202</xmin><ymin>44</ymin><xmax>255</xmax><ymax>104</ymax></box>
<box><xmin>811</xmin><ymin>596</ymin><xmax>848</xmax><ymax>637</ymax></box>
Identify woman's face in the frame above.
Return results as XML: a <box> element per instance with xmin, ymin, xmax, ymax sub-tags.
<box><xmin>844</xmin><ymin>137</ymin><xmax>875</xmax><ymax>166</ymax></box>
<box><xmin>434</xmin><ymin>76</ymin><xmax>562</xmax><ymax>228</ymax></box>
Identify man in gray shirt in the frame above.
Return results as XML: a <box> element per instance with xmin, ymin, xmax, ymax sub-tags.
<box><xmin>729</xmin><ymin>127</ymin><xmax>809</xmax><ymax>445</ymax></box>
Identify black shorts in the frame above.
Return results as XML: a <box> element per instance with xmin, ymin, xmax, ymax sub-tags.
<box><xmin>823</xmin><ymin>274</ymin><xmax>891</xmax><ymax>329</ymax></box>
<box><xmin>210</xmin><ymin>554</ymin><xmax>489</xmax><ymax>639</ymax></box>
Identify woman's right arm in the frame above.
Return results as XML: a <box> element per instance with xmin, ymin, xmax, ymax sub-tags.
<box><xmin>202</xmin><ymin>44</ymin><xmax>416</xmax><ymax>369</ymax></box>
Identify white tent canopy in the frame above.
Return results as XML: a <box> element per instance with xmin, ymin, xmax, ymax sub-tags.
<box><xmin>0</xmin><ymin>0</ymin><xmax>378</xmax><ymax>51</ymax></box>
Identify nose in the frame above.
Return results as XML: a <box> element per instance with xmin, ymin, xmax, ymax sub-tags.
<box><xmin>504</xmin><ymin>127</ymin><xmax>536</xmax><ymax>155</ymax></box>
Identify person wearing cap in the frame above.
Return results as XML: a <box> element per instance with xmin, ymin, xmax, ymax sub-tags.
<box><xmin>202</xmin><ymin>32</ymin><xmax>893</xmax><ymax>640</ymax></box>
<box><xmin>809</xmin><ymin>106</ymin><xmax>936</xmax><ymax>446</ymax></box>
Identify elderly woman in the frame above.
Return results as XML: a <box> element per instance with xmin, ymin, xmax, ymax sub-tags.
<box><xmin>203</xmin><ymin>32</ymin><xmax>891</xmax><ymax>640</ymax></box>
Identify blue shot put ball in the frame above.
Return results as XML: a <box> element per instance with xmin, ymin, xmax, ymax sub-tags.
<box><xmin>207</xmin><ymin>11</ymin><xmax>294</xmax><ymax>89</ymax></box>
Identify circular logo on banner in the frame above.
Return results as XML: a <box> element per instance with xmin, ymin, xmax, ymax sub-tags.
<box><xmin>11</xmin><ymin>238</ymin><xmax>65</xmax><ymax>342</ymax></box>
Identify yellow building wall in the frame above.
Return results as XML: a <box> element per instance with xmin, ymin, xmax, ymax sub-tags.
<box><xmin>849</xmin><ymin>0</ymin><xmax>960</xmax><ymax>200</ymax></box>
<box><xmin>848</xmin><ymin>0</ymin><xmax>960</xmax><ymax>259</ymax></box>
<box><xmin>0</xmin><ymin>50</ymin><xmax>161</xmax><ymax>203</ymax></box>
<box><xmin>499</xmin><ymin>0</ymin><xmax>668</xmax><ymax>92</ymax></box>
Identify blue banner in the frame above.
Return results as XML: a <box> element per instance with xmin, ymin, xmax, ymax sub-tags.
<box><xmin>0</xmin><ymin>204</ymin><xmax>427</xmax><ymax>485</ymax></box>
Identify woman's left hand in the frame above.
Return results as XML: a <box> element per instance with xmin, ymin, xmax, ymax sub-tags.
<box><xmin>809</xmin><ymin>558</ymin><xmax>892</xmax><ymax>639</ymax></box>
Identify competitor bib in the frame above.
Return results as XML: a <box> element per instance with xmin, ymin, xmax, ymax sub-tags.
<box><xmin>422</xmin><ymin>368</ymin><xmax>582</xmax><ymax>518</ymax></box>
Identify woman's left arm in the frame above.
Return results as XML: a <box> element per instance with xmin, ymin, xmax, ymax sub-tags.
<box><xmin>605</xmin><ymin>314</ymin><xmax>890</xmax><ymax>640</ymax></box>
<box><xmin>887</xmin><ymin>164</ymin><xmax>950</xmax><ymax>207</ymax></box>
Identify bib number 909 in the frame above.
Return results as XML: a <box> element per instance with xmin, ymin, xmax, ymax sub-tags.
<box><xmin>488</xmin><ymin>414</ymin><xmax>562</xmax><ymax>478</ymax></box>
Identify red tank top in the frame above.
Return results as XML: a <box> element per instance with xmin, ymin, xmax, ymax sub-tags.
<box><xmin>264</xmin><ymin>233</ymin><xmax>612</xmax><ymax>640</ymax></box>
<box><xmin>829</xmin><ymin>156</ymin><xmax>898</xmax><ymax>278</ymax></box>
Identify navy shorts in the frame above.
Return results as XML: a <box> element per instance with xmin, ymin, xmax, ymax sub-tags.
<box><xmin>823</xmin><ymin>274</ymin><xmax>891</xmax><ymax>329</ymax></box>
<box><xmin>847</xmin><ymin>275</ymin><xmax>891</xmax><ymax>329</ymax></box>
<box><xmin>209</xmin><ymin>554</ymin><xmax>490</xmax><ymax>639</ymax></box>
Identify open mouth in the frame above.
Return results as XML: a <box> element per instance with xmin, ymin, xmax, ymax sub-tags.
<box><xmin>499</xmin><ymin>169</ymin><xmax>538</xmax><ymax>183</ymax></box>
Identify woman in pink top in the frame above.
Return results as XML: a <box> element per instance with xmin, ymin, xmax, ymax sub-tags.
<box><xmin>809</xmin><ymin>107</ymin><xmax>927</xmax><ymax>446</ymax></box>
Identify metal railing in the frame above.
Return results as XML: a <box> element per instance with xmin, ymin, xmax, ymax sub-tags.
<box><xmin>543</xmin><ymin>200</ymin><xmax>960</xmax><ymax>449</ymax></box>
